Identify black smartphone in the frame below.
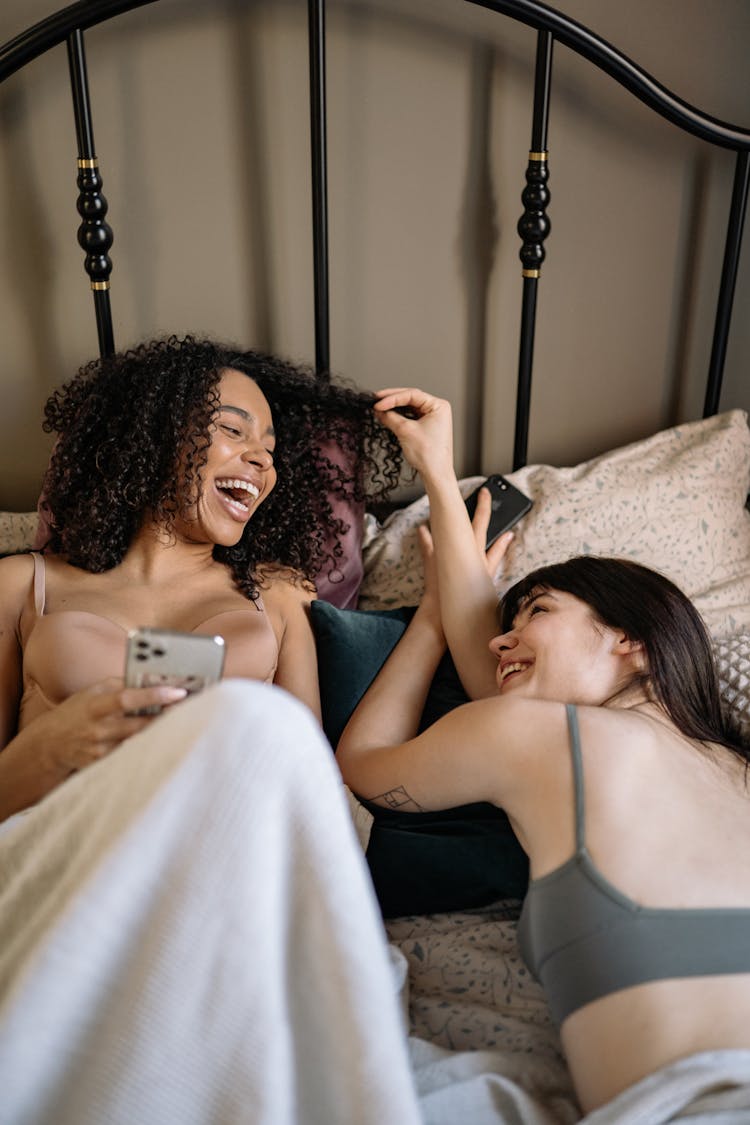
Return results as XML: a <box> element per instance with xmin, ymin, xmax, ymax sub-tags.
<box><xmin>464</xmin><ymin>474</ymin><xmax>533</xmax><ymax>548</ymax></box>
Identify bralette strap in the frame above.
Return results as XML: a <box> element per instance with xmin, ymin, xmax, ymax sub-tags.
<box><xmin>31</xmin><ymin>551</ymin><xmax>46</xmax><ymax>616</ymax></box>
<box><xmin>565</xmin><ymin>703</ymin><xmax>586</xmax><ymax>852</ymax></box>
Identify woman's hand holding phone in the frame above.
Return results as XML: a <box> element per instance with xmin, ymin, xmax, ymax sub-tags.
<box><xmin>466</xmin><ymin>485</ymin><xmax>517</xmax><ymax>577</ymax></box>
<box><xmin>15</xmin><ymin>679</ymin><xmax>188</xmax><ymax>783</ymax></box>
<box><xmin>464</xmin><ymin>475</ymin><xmax>532</xmax><ymax>548</ymax></box>
<box><xmin>124</xmin><ymin>628</ymin><xmax>226</xmax><ymax>714</ymax></box>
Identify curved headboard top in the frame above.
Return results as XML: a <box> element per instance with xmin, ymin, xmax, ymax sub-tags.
<box><xmin>467</xmin><ymin>0</ymin><xmax>750</xmax><ymax>150</ymax></box>
<box><xmin>0</xmin><ymin>0</ymin><xmax>747</xmax><ymax>490</ymax></box>
<box><xmin>0</xmin><ymin>0</ymin><xmax>157</xmax><ymax>82</ymax></box>
<box><xmin>3</xmin><ymin>0</ymin><xmax>748</xmax><ymax>150</ymax></box>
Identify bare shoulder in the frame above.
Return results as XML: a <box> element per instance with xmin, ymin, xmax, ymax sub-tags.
<box><xmin>574</xmin><ymin>704</ymin><xmax>663</xmax><ymax>768</ymax></box>
<box><xmin>256</xmin><ymin>565</ymin><xmax>316</xmax><ymax>618</ymax></box>
<box><xmin>0</xmin><ymin>555</ymin><xmax>36</xmax><ymax>654</ymax></box>
<box><xmin>565</xmin><ymin>705</ymin><xmax>677</xmax><ymax>826</ymax></box>
<box><xmin>410</xmin><ymin>696</ymin><xmax>574</xmax><ymax>825</ymax></box>
<box><xmin>431</xmin><ymin>695</ymin><xmax>573</xmax><ymax>782</ymax></box>
<box><xmin>456</xmin><ymin>697</ymin><xmax>651</xmax><ymax>766</ymax></box>
<box><xmin>464</xmin><ymin>694</ymin><xmax>571</xmax><ymax>749</ymax></box>
<box><xmin>255</xmin><ymin>566</ymin><xmax>320</xmax><ymax>715</ymax></box>
<box><xmin>0</xmin><ymin>553</ymin><xmax>36</xmax><ymax>608</ymax></box>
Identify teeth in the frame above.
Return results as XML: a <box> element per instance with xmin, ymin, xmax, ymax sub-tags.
<box><xmin>217</xmin><ymin>478</ymin><xmax>260</xmax><ymax>499</ymax></box>
<box><xmin>500</xmin><ymin>661</ymin><xmax>528</xmax><ymax>682</ymax></box>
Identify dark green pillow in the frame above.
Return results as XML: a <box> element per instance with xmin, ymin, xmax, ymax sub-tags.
<box><xmin>360</xmin><ymin>797</ymin><xmax>528</xmax><ymax>917</ymax></box>
<box><xmin>311</xmin><ymin>600</ymin><xmax>416</xmax><ymax>748</ymax></box>
<box><xmin>310</xmin><ymin>600</ymin><xmax>528</xmax><ymax>917</ymax></box>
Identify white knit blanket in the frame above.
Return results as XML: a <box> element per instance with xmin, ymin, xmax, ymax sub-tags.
<box><xmin>0</xmin><ymin>681</ymin><xmax>421</xmax><ymax>1125</ymax></box>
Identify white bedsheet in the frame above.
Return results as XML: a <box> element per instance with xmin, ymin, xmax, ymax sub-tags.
<box><xmin>409</xmin><ymin>1038</ymin><xmax>750</xmax><ymax>1124</ymax></box>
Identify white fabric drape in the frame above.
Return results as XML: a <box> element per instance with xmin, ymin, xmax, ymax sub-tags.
<box><xmin>0</xmin><ymin>680</ymin><xmax>421</xmax><ymax>1125</ymax></box>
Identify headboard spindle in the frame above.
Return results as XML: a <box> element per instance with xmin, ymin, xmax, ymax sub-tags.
<box><xmin>514</xmin><ymin>29</ymin><xmax>553</xmax><ymax>470</ymax></box>
<box><xmin>704</xmin><ymin>150</ymin><xmax>749</xmax><ymax>417</ymax></box>
<box><xmin>67</xmin><ymin>27</ymin><xmax>114</xmax><ymax>356</ymax></box>
<box><xmin>308</xmin><ymin>0</ymin><xmax>331</xmax><ymax>380</ymax></box>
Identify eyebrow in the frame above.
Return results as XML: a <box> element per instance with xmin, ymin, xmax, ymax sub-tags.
<box><xmin>516</xmin><ymin>589</ymin><xmax>556</xmax><ymax>618</ymax></box>
<box><xmin>219</xmin><ymin>404</ymin><xmax>275</xmax><ymax>438</ymax></box>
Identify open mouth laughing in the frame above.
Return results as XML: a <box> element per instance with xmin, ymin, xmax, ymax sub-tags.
<box><xmin>215</xmin><ymin>477</ymin><xmax>261</xmax><ymax>520</ymax></box>
<box><xmin>498</xmin><ymin>660</ymin><xmax>531</xmax><ymax>688</ymax></box>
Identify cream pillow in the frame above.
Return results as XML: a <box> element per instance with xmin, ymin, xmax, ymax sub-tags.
<box><xmin>360</xmin><ymin>409</ymin><xmax>750</xmax><ymax>641</ymax></box>
<box><xmin>0</xmin><ymin>512</ymin><xmax>39</xmax><ymax>556</ymax></box>
<box><xmin>715</xmin><ymin>634</ymin><xmax>750</xmax><ymax>742</ymax></box>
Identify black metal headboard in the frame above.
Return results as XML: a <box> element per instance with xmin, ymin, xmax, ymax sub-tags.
<box><xmin>1</xmin><ymin>0</ymin><xmax>748</xmax><ymax>468</ymax></box>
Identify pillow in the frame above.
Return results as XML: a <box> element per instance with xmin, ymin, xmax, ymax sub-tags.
<box><xmin>361</xmin><ymin>798</ymin><xmax>528</xmax><ymax>918</ymax></box>
<box><xmin>312</xmin><ymin>438</ymin><xmax>366</xmax><ymax>609</ymax></box>
<box><xmin>311</xmin><ymin>600</ymin><xmax>416</xmax><ymax>747</ymax></box>
<box><xmin>0</xmin><ymin>512</ymin><xmax>38</xmax><ymax>556</ymax></box>
<box><xmin>359</xmin><ymin>409</ymin><xmax>750</xmax><ymax>641</ymax></box>
<box><xmin>311</xmin><ymin>600</ymin><xmax>470</xmax><ymax>746</ymax></box>
<box><xmin>310</xmin><ymin>599</ymin><xmax>529</xmax><ymax>917</ymax></box>
<box><xmin>313</xmin><ymin>502</ymin><xmax>365</xmax><ymax>609</ymax></box>
<box><xmin>715</xmin><ymin>634</ymin><xmax>750</xmax><ymax>745</ymax></box>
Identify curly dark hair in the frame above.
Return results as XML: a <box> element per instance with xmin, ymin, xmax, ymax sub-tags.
<box><xmin>41</xmin><ymin>334</ymin><xmax>403</xmax><ymax>599</ymax></box>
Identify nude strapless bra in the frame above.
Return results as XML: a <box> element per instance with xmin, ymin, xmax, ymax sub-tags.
<box><xmin>18</xmin><ymin>553</ymin><xmax>278</xmax><ymax>730</ymax></box>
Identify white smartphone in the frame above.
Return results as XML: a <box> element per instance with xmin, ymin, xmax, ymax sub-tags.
<box><xmin>125</xmin><ymin>627</ymin><xmax>226</xmax><ymax>711</ymax></box>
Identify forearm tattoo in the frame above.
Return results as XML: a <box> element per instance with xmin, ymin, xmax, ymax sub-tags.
<box><xmin>374</xmin><ymin>786</ymin><xmax>425</xmax><ymax>812</ymax></box>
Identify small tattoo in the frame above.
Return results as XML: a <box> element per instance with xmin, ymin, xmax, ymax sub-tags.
<box><xmin>375</xmin><ymin>786</ymin><xmax>424</xmax><ymax>812</ymax></box>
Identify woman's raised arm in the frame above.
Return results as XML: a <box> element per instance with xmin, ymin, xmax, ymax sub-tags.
<box><xmin>337</xmin><ymin>672</ymin><xmax>544</xmax><ymax>826</ymax></box>
<box><xmin>373</xmin><ymin>388</ymin><xmax>507</xmax><ymax>699</ymax></box>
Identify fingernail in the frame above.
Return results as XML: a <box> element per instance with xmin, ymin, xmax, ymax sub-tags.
<box><xmin>157</xmin><ymin>687</ymin><xmax>189</xmax><ymax>700</ymax></box>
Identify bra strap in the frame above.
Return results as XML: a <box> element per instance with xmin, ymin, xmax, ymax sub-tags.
<box><xmin>565</xmin><ymin>703</ymin><xmax>586</xmax><ymax>852</ymax></box>
<box><xmin>31</xmin><ymin>551</ymin><xmax>46</xmax><ymax>616</ymax></box>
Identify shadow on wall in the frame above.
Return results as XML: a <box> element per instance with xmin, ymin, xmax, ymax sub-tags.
<box><xmin>0</xmin><ymin>0</ymin><xmax>747</xmax><ymax>509</ymax></box>
<box><xmin>0</xmin><ymin>84</ymin><xmax>59</xmax><ymax>508</ymax></box>
<box><xmin>0</xmin><ymin>85</ymin><xmax>61</xmax><ymax>401</ymax></box>
<box><xmin>229</xmin><ymin>1</ymin><xmax>278</xmax><ymax>355</ymax></box>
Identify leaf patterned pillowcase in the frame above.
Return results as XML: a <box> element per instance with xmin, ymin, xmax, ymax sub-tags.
<box><xmin>0</xmin><ymin>512</ymin><xmax>38</xmax><ymax>556</ymax></box>
<box><xmin>359</xmin><ymin>409</ymin><xmax>750</xmax><ymax>642</ymax></box>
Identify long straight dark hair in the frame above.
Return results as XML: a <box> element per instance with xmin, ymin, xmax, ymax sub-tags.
<box><xmin>499</xmin><ymin>556</ymin><xmax>749</xmax><ymax>766</ymax></box>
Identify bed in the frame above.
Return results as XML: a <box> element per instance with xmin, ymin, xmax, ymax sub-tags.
<box><xmin>1</xmin><ymin>2</ymin><xmax>749</xmax><ymax>1122</ymax></box>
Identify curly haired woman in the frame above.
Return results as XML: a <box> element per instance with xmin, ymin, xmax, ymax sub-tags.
<box><xmin>0</xmin><ymin>337</ymin><xmax>421</xmax><ymax>1125</ymax></box>
<box><xmin>0</xmin><ymin>334</ymin><xmax>402</xmax><ymax>820</ymax></box>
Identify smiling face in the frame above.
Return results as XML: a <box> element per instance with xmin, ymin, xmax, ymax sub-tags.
<box><xmin>489</xmin><ymin>587</ymin><xmax>641</xmax><ymax>706</ymax></box>
<box><xmin>176</xmin><ymin>368</ymin><xmax>277</xmax><ymax>547</ymax></box>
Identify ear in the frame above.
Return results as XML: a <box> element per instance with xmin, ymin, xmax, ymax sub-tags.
<box><xmin>612</xmin><ymin>633</ymin><xmax>647</xmax><ymax>670</ymax></box>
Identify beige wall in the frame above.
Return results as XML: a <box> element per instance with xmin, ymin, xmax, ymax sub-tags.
<box><xmin>1</xmin><ymin>0</ymin><xmax>748</xmax><ymax>509</ymax></box>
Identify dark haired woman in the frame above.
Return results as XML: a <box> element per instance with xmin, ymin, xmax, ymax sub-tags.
<box><xmin>0</xmin><ymin>340</ymin><xmax>422</xmax><ymax>1125</ymax></box>
<box><xmin>337</xmin><ymin>387</ymin><xmax>750</xmax><ymax>1120</ymax></box>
